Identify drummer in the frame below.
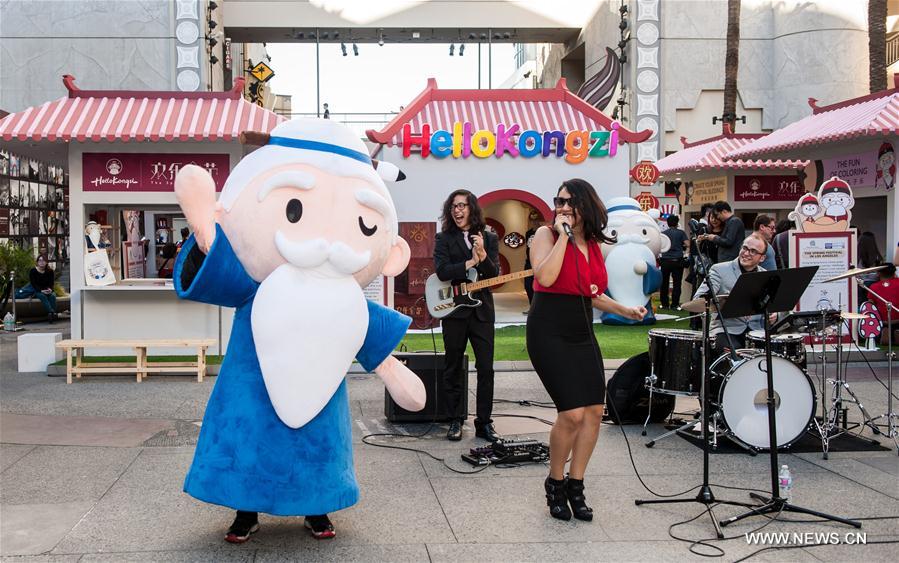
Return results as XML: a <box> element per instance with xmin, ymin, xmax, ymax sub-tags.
<box><xmin>692</xmin><ymin>234</ymin><xmax>777</xmax><ymax>356</ymax></box>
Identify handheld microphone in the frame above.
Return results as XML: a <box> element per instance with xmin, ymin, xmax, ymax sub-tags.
<box><xmin>562</xmin><ymin>222</ymin><xmax>574</xmax><ymax>240</ymax></box>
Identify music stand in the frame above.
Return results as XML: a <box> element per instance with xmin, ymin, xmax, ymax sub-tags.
<box><xmin>717</xmin><ymin>266</ymin><xmax>860</xmax><ymax>529</ymax></box>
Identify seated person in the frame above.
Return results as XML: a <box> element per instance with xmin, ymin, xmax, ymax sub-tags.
<box><xmin>17</xmin><ymin>254</ymin><xmax>58</xmax><ymax>322</ymax></box>
<box><xmin>692</xmin><ymin>234</ymin><xmax>776</xmax><ymax>355</ymax></box>
<box><xmin>868</xmin><ymin>264</ymin><xmax>899</xmax><ymax>342</ymax></box>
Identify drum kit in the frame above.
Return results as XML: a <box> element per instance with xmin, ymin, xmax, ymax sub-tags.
<box><xmin>642</xmin><ymin>264</ymin><xmax>896</xmax><ymax>458</ymax></box>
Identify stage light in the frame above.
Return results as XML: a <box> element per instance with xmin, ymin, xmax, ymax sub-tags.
<box><xmin>209</xmin><ymin>55</ymin><xmax>219</xmax><ymax>65</ymax></box>
<box><xmin>341</xmin><ymin>42</ymin><xmax>347</xmax><ymax>56</ymax></box>
<box><xmin>207</xmin><ymin>36</ymin><xmax>218</xmax><ymax>48</ymax></box>
<box><xmin>459</xmin><ymin>43</ymin><xmax>465</xmax><ymax>56</ymax></box>
<box><xmin>208</xmin><ymin>1</ymin><xmax>218</xmax><ymax>10</ymax></box>
<box><xmin>449</xmin><ymin>43</ymin><xmax>454</xmax><ymax>56</ymax></box>
<box><xmin>468</xmin><ymin>32</ymin><xmax>477</xmax><ymax>40</ymax></box>
<box><xmin>502</xmin><ymin>32</ymin><xmax>511</xmax><ymax>39</ymax></box>
<box><xmin>378</xmin><ymin>30</ymin><xmax>384</xmax><ymax>46</ymax></box>
<box><xmin>207</xmin><ymin>19</ymin><xmax>217</xmax><ymax>30</ymax></box>
<box><xmin>353</xmin><ymin>42</ymin><xmax>359</xmax><ymax>56</ymax></box>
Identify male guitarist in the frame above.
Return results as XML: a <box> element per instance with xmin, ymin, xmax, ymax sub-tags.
<box><xmin>434</xmin><ymin>189</ymin><xmax>500</xmax><ymax>442</ymax></box>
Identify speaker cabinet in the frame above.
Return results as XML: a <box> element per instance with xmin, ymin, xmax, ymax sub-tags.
<box><xmin>384</xmin><ymin>352</ymin><xmax>468</xmax><ymax>422</ymax></box>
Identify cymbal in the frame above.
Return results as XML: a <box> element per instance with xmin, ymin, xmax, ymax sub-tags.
<box><xmin>681</xmin><ymin>294</ymin><xmax>728</xmax><ymax>313</ymax></box>
<box><xmin>840</xmin><ymin>312</ymin><xmax>868</xmax><ymax>320</ymax></box>
<box><xmin>822</xmin><ymin>264</ymin><xmax>889</xmax><ymax>283</ymax></box>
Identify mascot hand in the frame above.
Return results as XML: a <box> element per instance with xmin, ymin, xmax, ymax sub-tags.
<box><xmin>634</xmin><ymin>261</ymin><xmax>648</xmax><ymax>275</ymax></box>
<box><xmin>375</xmin><ymin>355</ymin><xmax>426</xmax><ymax>411</ymax></box>
<box><xmin>174</xmin><ymin>164</ymin><xmax>219</xmax><ymax>253</ymax></box>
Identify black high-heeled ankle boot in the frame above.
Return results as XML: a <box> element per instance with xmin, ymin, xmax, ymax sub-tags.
<box><xmin>544</xmin><ymin>476</ymin><xmax>572</xmax><ymax>521</ymax></box>
<box><xmin>565</xmin><ymin>477</ymin><xmax>593</xmax><ymax>521</ymax></box>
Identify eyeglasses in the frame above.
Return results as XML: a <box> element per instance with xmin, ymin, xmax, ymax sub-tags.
<box><xmin>452</xmin><ymin>202</ymin><xmax>469</xmax><ymax>210</ymax></box>
<box><xmin>740</xmin><ymin>245</ymin><xmax>763</xmax><ymax>256</ymax></box>
<box><xmin>553</xmin><ymin>196</ymin><xmax>577</xmax><ymax>209</ymax></box>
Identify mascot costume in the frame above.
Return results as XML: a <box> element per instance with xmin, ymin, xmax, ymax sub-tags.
<box><xmin>600</xmin><ymin>197</ymin><xmax>670</xmax><ymax>325</ymax></box>
<box><xmin>172</xmin><ymin>119</ymin><xmax>426</xmax><ymax>542</ymax></box>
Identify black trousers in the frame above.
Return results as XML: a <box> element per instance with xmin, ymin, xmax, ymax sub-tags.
<box><xmin>712</xmin><ymin>331</ymin><xmax>748</xmax><ymax>358</ymax></box>
<box><xmin>660</xmin><ymin>259</ymin><xmax>685</xmax><ymax>308</ymax></box>
<box><xmin>441</xmin><ymin>314</ymin><xmax>495</xmax><ymax>425</ymax></box>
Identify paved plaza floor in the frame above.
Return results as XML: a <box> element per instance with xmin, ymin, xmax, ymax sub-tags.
<box><xmin>1</xmin><ymin>324</ymin><xmax>897</xmax><ymax>562</ymax></box>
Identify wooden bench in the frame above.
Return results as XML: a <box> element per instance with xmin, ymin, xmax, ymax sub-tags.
<box><xmin>56</xmin><ymin>339</ymin><xmax>217</xmax><ymax>384</ymax></box>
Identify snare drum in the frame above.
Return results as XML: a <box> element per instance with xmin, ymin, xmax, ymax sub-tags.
<box><xmin>746</xmin><ymin>330</ymin><xmax>806</xmax><ymax>367</ymax></box>
<box><xmin>647</xmin><ymin>329</ymin><xmax>703</xmax><ymax>395</ymax></box>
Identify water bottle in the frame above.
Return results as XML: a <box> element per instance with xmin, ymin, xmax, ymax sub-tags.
<box><xmin>3</xmin><ymin>312</ymin><xmax>14</xmax><ymax>332</ymax></box>
<box><xmin>778</xmin><ymin>464</ymin><xmax>793</xmax><ymax>501</ymax></box>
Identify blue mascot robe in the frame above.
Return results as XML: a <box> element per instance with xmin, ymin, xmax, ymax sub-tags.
<box><xmin>173</xmin><ymin>225</ymin><xmax>410</xmax><ymax>516</ymax></box>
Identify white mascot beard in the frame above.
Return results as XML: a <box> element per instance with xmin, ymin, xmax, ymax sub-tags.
<box><xmin>251</xmin><ymin>233</ymin><xmax>372</xmax><ymax>429</ymax></box>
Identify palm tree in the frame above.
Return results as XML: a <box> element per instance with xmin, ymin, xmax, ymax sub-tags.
<box><xmin>722</xmin><ymin>0</ymin><xmax>741</xmax><ymax>133</ymax></box>
<box><xmin>869</xmin><ymin>0</ymin><xmax>887</xmax><ymax>93</ymax></box>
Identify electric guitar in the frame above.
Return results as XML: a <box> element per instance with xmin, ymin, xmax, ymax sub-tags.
<box><xmin>424</xmin><ymin>268</ymin><xmax>534</xmax><ymax>319</ymax></box>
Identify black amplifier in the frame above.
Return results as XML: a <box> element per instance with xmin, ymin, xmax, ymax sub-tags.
<box><xmin>384</xmin><ymin>352</ymin><xmax>468</xmax><ymax>423</ymax></box>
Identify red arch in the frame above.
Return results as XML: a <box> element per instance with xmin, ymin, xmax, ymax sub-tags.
<box><xmin>477</xmin><ymin>189</ymin><xmax>554</xmax><ymax>222</ymax></box>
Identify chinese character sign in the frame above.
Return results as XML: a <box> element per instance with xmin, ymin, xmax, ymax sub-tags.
<box><xmin>83</xmin><ymin>153</ymin><xmax>230</xmax><ymax>192</ymax></box>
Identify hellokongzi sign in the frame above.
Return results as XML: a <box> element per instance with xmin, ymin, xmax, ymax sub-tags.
<box><xmin>82</xmin><ymin>153</ymin><xmax>230</xmax><ymax>192</ymax></box>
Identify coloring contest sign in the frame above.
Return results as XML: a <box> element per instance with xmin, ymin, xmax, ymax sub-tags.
<box><xmin>82</xmin><ymin>153</ymin><xmax>230</xmax><ymax>192</ymax></box>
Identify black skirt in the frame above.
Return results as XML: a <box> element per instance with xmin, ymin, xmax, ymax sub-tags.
<box><xmin>526</xmin><ymin>292</ymin><xmax>606</xmax><ymax>411</ymax></box>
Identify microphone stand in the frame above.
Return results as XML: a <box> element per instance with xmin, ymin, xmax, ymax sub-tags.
<box><xmin>635</xmin><ymin>234</ymin><xmax>753</xmax><ymax>539</ymax></box>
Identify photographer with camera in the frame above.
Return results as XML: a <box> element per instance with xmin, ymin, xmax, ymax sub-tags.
<box><xmin>695</xmin><ymin>201</ymin><xmax>744</xmax><ymax>264</ymax></box>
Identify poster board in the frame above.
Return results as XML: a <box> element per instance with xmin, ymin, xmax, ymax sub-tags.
<box><xmin>789</xmin><ymin>229</ymin><xmax>857</xmax><ymax>342</ymax></box>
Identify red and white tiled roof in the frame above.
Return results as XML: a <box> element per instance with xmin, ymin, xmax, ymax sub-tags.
<box><xmin>366</xmin><ymin>78</ymin><xmax>651</xmax><ymax>146</ymax></box>
<box><xmin>0</xmin><ymin>75</ymin><xmax>285</xmax><ymax>143</ymax></box>
<box><xmin>656</xmin><ymin>130</ymin><xmax>807</xmax><ymax>177</ymax></box>
<box><xmin>725</xmin><ymin>86</ymin><xmax>899</xmax><ymax>159</ymax></box>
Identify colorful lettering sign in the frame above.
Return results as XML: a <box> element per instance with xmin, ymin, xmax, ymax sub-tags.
<box><xmin>401</xmin><ymin>122</ymin><xmax>620</xmax><ymax>163</ymax></box>
<box><xmin>734</xmin><ymin>175</ymin><xmax>805</xmax><ymax>202</ymax></box>
<box><xmin>630</xmin><ymin>161</ymin><xmax>660</xmax><ymax>186</ymax></box>
<box><xmin>82</xmin><ymin>153</ymin><xmax>229</xmax><ymax>192</ymax></box>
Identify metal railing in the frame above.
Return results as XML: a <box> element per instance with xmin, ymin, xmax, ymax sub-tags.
<box><xmin>274</xmin><ymin>111</ymin><xmax>399</xmax><ymax>137</ymax></box>
<box><xmin>887</xmin><ymin>32</ymin><xmax>899</xmax><ymax>67</ymax></box>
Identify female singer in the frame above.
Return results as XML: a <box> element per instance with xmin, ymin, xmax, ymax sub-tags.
<box><xmin>526</xmin><ymin>179</ymin><xmax>646</xmax><ymax>521</ymax></box>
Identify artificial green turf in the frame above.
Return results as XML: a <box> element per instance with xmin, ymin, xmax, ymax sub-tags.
<box><xmin>398</xmin><ymin>310</ymin><xmax>692</xmax><ymax>361</ymax></box>
<box><xmin>51</xmin><ymin>308</ymin><xmax>692</xmax><ymax>366</ymax></box>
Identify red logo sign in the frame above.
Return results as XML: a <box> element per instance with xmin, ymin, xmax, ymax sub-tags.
<box><xmin>82</xmin><ymin>153</ymin><xmax>230</xmax><ymax>192</ymax></box>
<box><xmin>630</xmin><ymin>160</ymin><xmax>660</xmax><ymax>186</ymax></box>
<box><xmin>734</xmin><ymin>175</ymin><xmax>804</xmax><ymax>202</ymax></box>
<box><xmin>635</xmin><ymin>191</ymin><xmax>660</xmax><ymax>211</ymax></box>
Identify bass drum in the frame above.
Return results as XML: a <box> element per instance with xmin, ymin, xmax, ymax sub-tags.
<box><xmin>709</xmin><ymin>352</ymin><xmax>815</xmax><ymax>450</ymax></box>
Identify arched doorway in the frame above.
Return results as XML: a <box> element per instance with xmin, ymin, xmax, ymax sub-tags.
<box><xmin>477</xmin><ymin>190</ymin><xmax>551</xmax><ymax>321</ymax></box>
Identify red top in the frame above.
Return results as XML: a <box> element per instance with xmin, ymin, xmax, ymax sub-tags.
<box><xmin>869</xmin><ymin>279</ymin><xmax>899</xmax><ymax>322</ymax></box>
<box><xmin>533</xmin><ymin>233</ymin><xmax>608</xmax><ymax>297</ymax></box>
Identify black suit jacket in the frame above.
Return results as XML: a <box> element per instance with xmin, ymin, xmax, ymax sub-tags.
<box><xmin>434</xmin><ymin>228</ymin><xmax>499</xmax><ymax>322</ymax></box>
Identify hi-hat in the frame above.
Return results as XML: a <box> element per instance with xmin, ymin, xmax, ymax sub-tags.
<box><xmin>822</xmin><ymin>264</ymin><xmax>888</xmax><ymax>283</ymax></box>
<box><xmin>681</xmin><ymin>294</ymin><xmax>728</xmax><ymax>313</ymax></box>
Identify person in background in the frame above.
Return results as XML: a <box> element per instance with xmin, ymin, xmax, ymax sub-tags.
<box><xmin>434</xmin><ymin>189</ymin><xmax>500</xmax><ymax>443</ymax></box>
<box><xmin>659</xmin><ymin>215</ymin><xmax>688</xmax><ymax>310</ymax></box>
<box><xmin>772</xmin><ymin>219</ymin><xmax>794</xmax><ymax>269</ymax></box>
<box><xmin>28</xmin><ymin>254</ymin><xmax>57</xmax><ymax>322</ymax></box>
<box><xmin>696</xmin><ymin>201</ymin><xmax>744</xmax><ymax>263</ymax></box>
<box><xmin>176</xmin><ymin>227</ymin><xmax>190</xmax><ymax>250</ymax></box>
<box><xmin>753</xmin><ymin>214</ymin><xmax>777</xmax><ymax>270</ymax></box>
<box><xmin>857</xmin><ymin>231</ymin><xmax>884</xmax><ymax>302</ymax></box>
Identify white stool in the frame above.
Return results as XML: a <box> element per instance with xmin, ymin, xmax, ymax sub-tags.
<box><xmin>17</xmin><ymin>332</ymin><xmax>63</xmax><ymax>373</ymax></box>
